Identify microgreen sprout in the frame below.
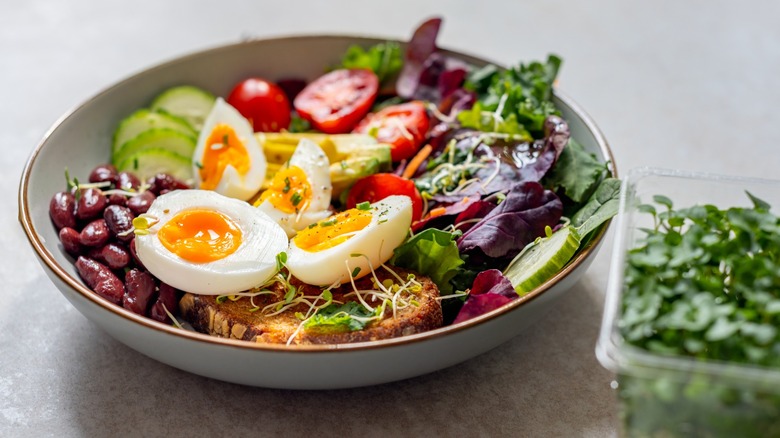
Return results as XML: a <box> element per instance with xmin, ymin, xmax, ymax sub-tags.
<box><xmin>130</xmin><ymin>214</ymin><xmax>159</xmax><ymax>237</ymax></box>
<box><xmin>160</xmin><ymin>303</ymin><xmax>184</xmax><ymax>330</ymax></box>
<box><xmin>622</xmin><ymin>193</ymin><xmax>780</xmax><ymax>371</ymax></box>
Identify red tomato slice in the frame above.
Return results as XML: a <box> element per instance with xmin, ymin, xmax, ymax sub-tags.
<box><xmin>353</xmin><ymin>101</ymin><xmax>430</xmax><ymax>162</ymax></box>
<box><xmin>293</xmin><ymin>69</ymin><xmax>379</xmax><ymax>134</ymax></box>
<box><xmin>227</xmin><ymin>78</ymin><xmax>291</xmax><ymax>132</ymax></box>
<box><xmin>346</xmin><ymin>173</ymin><xmax>423</xmax><ymax>221</ymax></box>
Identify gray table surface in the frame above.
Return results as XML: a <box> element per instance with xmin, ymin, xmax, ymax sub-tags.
<box><xmin>3</xmin><ymin>1</ymin><xmax>779</xmax><ymax>436</ymax></box>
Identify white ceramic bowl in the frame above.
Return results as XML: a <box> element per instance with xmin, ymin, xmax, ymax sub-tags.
<box><xmin>19</xmin><ymin>35</ymin><xmax>615</xmax><ymax>389</ymax></box>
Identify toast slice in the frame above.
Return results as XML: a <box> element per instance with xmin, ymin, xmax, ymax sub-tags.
<box><xmin>179</xmin><ymin>266</ymin><xmax>443</xmax><ymax>344</ymax></box>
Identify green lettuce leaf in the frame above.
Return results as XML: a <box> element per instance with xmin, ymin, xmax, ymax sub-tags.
<box><xmin>456</xmin><ymin>102</ymin><xmax>530</xmax><ymax>138</ymax></box>
<box><xmin>462</xmin><ymin>54</ymin><xmax>562</xmax><ymax>138</ymax></box>
<box><xmin>544</xmin><ymin>138</ymin><xmax>608</xmax><ymax>203</ymax></box>
<box><xmin>571</xmin><ymin>177</ymin><xmax>621</xmax><ymax>237</ymax></box>
<box><xmin>390</xmin><ymin>229</ymin><xmax>465</xmax><ymax>295</ymax></box>
<box><xmin>339</xmin><ymin>42</ymin><xmax>403</xmax><ymax>83</ymax></box>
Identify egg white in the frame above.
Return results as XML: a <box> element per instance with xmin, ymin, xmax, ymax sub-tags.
<box><xmin>192</xmin><ymin>98</ymin><xmax>266</xmax><ymax>201</ymax></box>
<box><xmin>134</xmin><ymin>190</ymin><xmax>288</xmax><ymax>294</ymax></box>
<box><xmin>286</xmin><ymin>195</ymin><xmax>412</xmax><ymax>286</ymax></box>
<box><xmin>256</xmin><ymin>138</ymin><xmax>333</xmax><ymax>237</ymax></box>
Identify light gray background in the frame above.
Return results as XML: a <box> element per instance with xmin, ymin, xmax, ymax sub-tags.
<box><xmin>3</xmin><ymin>1</ymin><xmax>778</xmax><ymax>436</ymax></box>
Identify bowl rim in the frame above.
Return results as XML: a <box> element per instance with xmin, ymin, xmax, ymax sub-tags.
<box><xmin>19</xmin><ymin>33</ymin><xmax>616</xmax><ymax>353</ymax></box>
<box><xmin>596</xmin><ymin>166</ymin><xmax>780</xmax><ymax>386</ymax></box>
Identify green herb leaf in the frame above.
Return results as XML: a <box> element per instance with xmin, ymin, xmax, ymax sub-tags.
<box><xmin>290</xmin><ymin>192</ymin><xmax>303</xmax><ymax>207</ymax></box>
<box><xmin>621</xmin><ymin>193</ymin><xmax>780</xmax><ymax>371</ymax></box>
<box><xmin>747</xmin><ymin>190</ymin><xmax>771</xmax><ymax>211</ymax></box>
<box><xmin>287</xmin><ymin>114</ymin><xmax>311</xmax><ymax>133</ymax></box>
<box><xmin>303</xmin><ymin>302</ymin><xmax>377</xmax><ymax>333</ymax></box>
<box><xmin>390</xmin><ymin>229</ymin><xmax>465</xmax><ymax>295</ymax></box>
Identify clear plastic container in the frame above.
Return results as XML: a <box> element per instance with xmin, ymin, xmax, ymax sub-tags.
<box><xmin>596</xmin><ymin>167</ymin><xmax>780</xmax><ymax>437</ymax></box>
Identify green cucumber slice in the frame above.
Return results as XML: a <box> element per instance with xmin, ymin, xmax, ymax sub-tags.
<box><xmin>116</xmin><ymin>148</ymin><xmax>192</xmax><ymax>182</ymax></box>
<box><xmin>150</xmin><ymin>85</ymin><xmax>216</xmax><ymax>131</ymax></box>
<box><xmin>112</xmin><ymin>129</ymin><xmax>196</xmax><ymax>168</ymax></box>
<box><xmin>503</xmin><ymin>225</ymin><xmax>581</xmax><ymax>295</ymax></box>
<box><xmin>112</xmin><ymin>109</ymin><xmax>196</xmax><ymax>155</ymax></box>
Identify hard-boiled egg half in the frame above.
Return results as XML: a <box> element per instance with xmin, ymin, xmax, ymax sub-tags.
<box><xmin>286</xmin><ymin>195</ymin><xmax>412</xmax><ymax>286</ymax></box>
<box><xmin>192</xmin><ymin>98</ymin><xmax>266</xmax><ymax>201</ymax></box>
<box><xmin>255</xmin><ymin>139</ymin><xmax>333</xmax><ymax>237</ymax></box>
<box><xmin>134</xmin><ymin>190</ymin><xmax>288</xmax><ymax>295</ymax></box>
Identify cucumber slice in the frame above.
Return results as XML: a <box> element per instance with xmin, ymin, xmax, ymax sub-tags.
<box><xmin>503</xmin><ymin>225</ymin><xmax>581</xmax><ymax>295</ymax></box>
<box><xmin>112</xmin><ymin>109</ymin><xmax>196</xmax><ymax>154</ymax></box>
<box><xmin>112</xmin><ymin>129</ymin><xmax>196</xmax><ymax>168</ymax></box>
<box><xmin>150</xmin><ymin>85</ymin><xmax>216</xmax><ymax>131</ymax></box>
<box><xmin>116</xmin><ymin>148</ymin><xmax>192</xmax><ymax>182</ymax></box>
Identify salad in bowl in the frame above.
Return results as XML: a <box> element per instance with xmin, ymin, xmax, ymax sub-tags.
<box><xmin>21</xmin><ymin>17</ymin><xmax>617</xmax><ymax>387</ymax></box>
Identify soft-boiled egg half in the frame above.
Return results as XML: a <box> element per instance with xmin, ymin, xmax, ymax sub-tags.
<box><xmin>286</xmin><ymin>195</ymin><xmax>412</xmax><ymax>286</ymax></box>
<box><xmin>192</xmin><ymin>98</ymin><xmax>266</xmax><ymax>201</ymax></box>
<box><xmin>255</xmin><ymin>139</ymin><xmax>333</xmax><ymax>237</ymax></box>
<box><xmin>134</xmin><ymin>190</ymin><xmax>288</xmax><ymax>295</ymax></box>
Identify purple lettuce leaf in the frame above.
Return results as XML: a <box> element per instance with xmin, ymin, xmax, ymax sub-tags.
<box><xmin>397</xmin><ymin>17</ymin><xmax>442</xmax><ymax>99</ymax></box>
<box><xmin>412</xmin><ymin>196</ymin><xmax>495</xmax><ymax>232</ymax></box>
<box><xmin>470</xmin><ymin>269</ymin><xmax>517</xmax><ymax>298</ymax></box>
<box><xmin>430</xmin><ymin>115</ymin><xmax>570</xmax><ymax>203</ymax></box>
<box><xmin>276</xmin><ymin>78</ymin><xmax>308</xmax><ymax>101</ymax></box>
<box><xmin>453</xmin><ymin>199</ymin><xmax>496</xmax><ymax>233</ymax></box>
<box><xmin>452</xmin><ymin>269</ymin><xmax>517</xmax><ymax>324</ymax></box>
<box><xmin>515</xmin><ymin>115</ymin><xmax>570</xmax><ymax>182</ymax></box>
<box><xmin>457</xmin><ymin>181</ymin><xmax>563</xmax><ymax>259</ymax></box>
<box><xmin>396</xmin><ymin>17</ymin><xmax>469</xmax><ymax>104</ymax></box>
<box><xmin>438</xmin><ymin>87</ymin><xmax>476</xmax><ymax>117</ymax></box>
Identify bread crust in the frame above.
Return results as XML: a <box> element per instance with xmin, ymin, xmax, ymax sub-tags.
<box><xmin>179</xmin><ymin>266</ymin><xmax>443</xmax><ymax>344</ymax></box>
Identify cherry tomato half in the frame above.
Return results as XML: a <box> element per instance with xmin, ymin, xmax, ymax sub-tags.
<box><xmin>353</xmin><ymin>101</ymin><xmax>430</xmax><ymax>162</ymax></box>
<box><xmin>227</xmin><ymin>78</ymin><xmax>291</xmax><ymax>132</ymax></box>
<box><xmin>293</xmin><ymin>69</ymin><xmax>379</xmax><ymax>134</ymax></box>
<box><xmin>346</xmin><ymin>173</ymin><xmax>423</xmax><ymax>222</ymax></box>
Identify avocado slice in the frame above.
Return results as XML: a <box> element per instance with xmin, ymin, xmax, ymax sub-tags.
<box><xmin>257</xmin><ymin>133</ymin><xmax>392</xmax><ymax>197</ymax></box>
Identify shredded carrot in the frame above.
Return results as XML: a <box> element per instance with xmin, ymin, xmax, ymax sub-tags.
<box><xmin>402</xmin><ymin>144</ymin><xmax>433</xmax><ymax>179</ymax></box>
<box><xmin>428</xmin><ymin>207</ymin><xmax>447</xmax><ymax>218</ymax></box>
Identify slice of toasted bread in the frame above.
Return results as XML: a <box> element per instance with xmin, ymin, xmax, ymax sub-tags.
<box><xmin>179</xmin><ymin>266</ymin><xmax>443</xmax><ymax>344</ymax></box>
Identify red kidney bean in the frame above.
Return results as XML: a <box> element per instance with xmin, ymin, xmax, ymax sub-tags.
<box><xmin>103</xmin><ymin>205</ymin><xmax>135</xmax><ymax>243</ymax></box>
<box><xmin>75</xmin><ymin>256</ymin><xmax>125</xmax><ymax>305</ymax></box>
<box><xmin>49</xmin><ymin>191</ymin><xmax>76</xmax><ymax>230</ymax></box>
<box><xmin>88</xmin><ymin>242</ymin><xmax>131</xmax><ymax>270</ymax></box>
<box><xmin>150</xmin><ymin>282</ymin><xmax>180</xmax><ymax>323</ymax></box>
<box><xmin>147</xmin><ymin>173</ymin><xmax>189</xmax><ymax>195</ymax></box>
<box><xmin>88</xmin><ymin>164</ymin><xmax>118</xmax><ymax>184</ymax></box>
<box><xmin>126</xmin><ymin>191</ymin><xmax>156</xmax><ymax>215</ymax></box>
<box><xmin>76</xmin><ymin>188</ymin><xmax>108</xmax><ymax>220</ymax></box>
<box><xmin>123</xmin><ymin>269</ymin><xmax>156</xmax><ymax>315</ymax></box>
<box><xmin>59</xmin><ymin>227</ymin><xmax>83</xmax><ymax>256</ymax></box>
<box><xmin>116</xmin><ymin>171</ymin><xmax>140</xmax><ymax>190</ymax></box>
<box><xmin>79</xmin><ymin>219</ymin><xmax>110</xmax><ymax>247</ymax></box>
<box><xmin>107</xmin><ymin>193</ymin><xmax>127</xmax><ymax>207</ymax></box>
<box><xmin>128</xmin><ymin>238</ymin><xmax>145</xmax><ymax>270</ymax></box>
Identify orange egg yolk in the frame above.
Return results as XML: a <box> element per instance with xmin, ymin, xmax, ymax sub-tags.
<box><xmin>293</xmin><ymin>208</ymin><xmax>372</xmax><ymax>252</ymax></box>
<box><xmin>158</xmin><ymin>209</ymin><xmax>242</xmax><ymax>263</ymax></box>
<box><xmin>198</xmin><ymin>124</ymin><xmax>250</xmax><ymax>190</ymax></box>
<box><xmin>259</xmin><ymin>166</ymin><xmax>311</xmax><ymax>214</ymax></box>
